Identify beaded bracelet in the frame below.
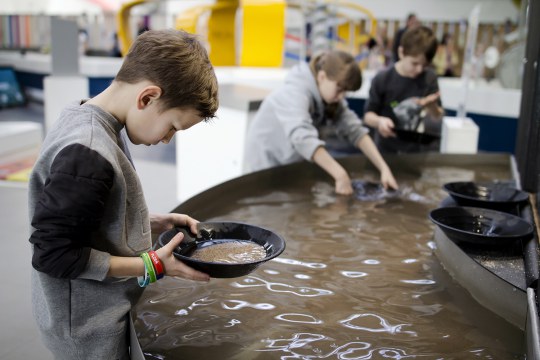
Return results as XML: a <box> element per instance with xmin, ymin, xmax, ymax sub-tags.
<box><xmin>141</xmin><ymin>252</ymin><xmax>157</xmax><ymax>283</ymax></box>
<box><xmin>148</xmin><ymin>251</ymin><xmax>165</xmax><ymax>280</ymax></box>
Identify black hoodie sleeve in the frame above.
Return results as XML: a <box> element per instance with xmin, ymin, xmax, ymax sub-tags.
<box><xmin>29</xmin><ymin>144</ymin><xmax>115</xmax><ymax>278</ymax></box>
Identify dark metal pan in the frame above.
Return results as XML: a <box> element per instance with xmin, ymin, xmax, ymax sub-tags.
<box><xmin>443</xmin><ymin>181</ymin><xmax>529</xmax><ymax>213</ymax></box>
<box><xmin>394</xmin><ymin>129</ymin><xmax>440</xmax><ymax>145</ymax></box>
<box><xmin>157</xmin><ymin>222</ymin><xmax>286</xmax><ymax>278</ymax></box>
<box><xmin>429</xmin><ymin>206</ymin><xmax>534</xmax><ymax>246</ymax></box>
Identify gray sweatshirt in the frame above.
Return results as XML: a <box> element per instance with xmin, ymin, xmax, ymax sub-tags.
<box><xmin>28</xmin><ymin>101</ymin><xmax>151</xmax><ymax>359</ymax></box>
<box><xmin>243</xmin><ymin>62</ymin><xmax>369</xmax><ymax>173</ymax></box>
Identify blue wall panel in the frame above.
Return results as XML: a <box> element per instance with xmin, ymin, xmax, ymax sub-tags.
<box><xmin>14</xmin><ymin>70</ymin><xmax>518</xmax><ymax>154</ymax></box>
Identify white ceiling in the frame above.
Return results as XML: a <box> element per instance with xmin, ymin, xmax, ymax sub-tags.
<box><xmin>0</xmin><ymin>0</ymin><xmax>521</xmax><ymax>22</ymax></box>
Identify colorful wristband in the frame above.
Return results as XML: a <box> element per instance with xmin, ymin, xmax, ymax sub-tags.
<box><xmin>138</xmin><ymin>273</ymin><xmax>150</xmax><ymax>287</ymax></box>
<box><xmin>148</xmin><ymin>251</ymin><xmax>164</xmax><ymax>280</ymax></box>
<box><xmin>141</xmin><ymin>252</ymin><xmax>157</xmax><ymax>283</ymax></box>
<box><xmin>137</xmin><ymin>259</ymin><xmax>150</xmax><ymax>288</ymax></box>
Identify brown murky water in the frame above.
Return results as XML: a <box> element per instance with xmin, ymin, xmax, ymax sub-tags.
<box><xmin>134</xmin><ymin>162</ymin><xmax>525</xmax><ymax>359</ymax></box>
<box><xmin>191</xmin><ymin>241</ymin><xmax>267</xmax><ymax>264</ymax></box>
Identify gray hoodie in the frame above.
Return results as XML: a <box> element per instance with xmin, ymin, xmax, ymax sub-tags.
<box><xmin>28</xmin><ymin>102</ymin><xmax>150</xmax><ymax>359</ymax></box>
<box><xmin>243</xmin><ymin>62</ymin><xmax>369</xmax><ymax>173</ymax></box>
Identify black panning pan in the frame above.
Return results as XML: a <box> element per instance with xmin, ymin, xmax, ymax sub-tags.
<box><xmin>394</xmin><ymin>129</ymin><xmax>440</xmax><ymax>145</ymax></box>
<box><xmin>429</xmin><ymin>206</ymin><xmax>534</xmax><ymax>246</ymax></box>
<box><xmin>443</xmin><ymin>181</ymin><xmax>529</xmax><ymax>213</ymax></box>
<box><xmin>157</xmin><ymin>222</ymin><xmax>286</xmax><ymax>278</ymax></box>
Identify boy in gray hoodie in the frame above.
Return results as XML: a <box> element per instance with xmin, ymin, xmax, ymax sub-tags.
<box><xmin>244</xmin><ymin>50</ymin><xmax>398</xmax><ymax>195</ymax></box>
<box><xmin>28</xmin><ymin>29</ymin><xmax>218</xmax><ymax>359</ymax></box>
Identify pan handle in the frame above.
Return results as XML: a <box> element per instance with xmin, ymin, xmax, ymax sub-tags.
<box><xmin>155</xmin><ymin>226</ymin><xmax>199</xmax><ymax>254</ymax></box>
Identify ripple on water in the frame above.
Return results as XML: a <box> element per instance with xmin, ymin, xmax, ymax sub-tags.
<box><xmin>274</xmin><ymin>313</ymin><xmax>323</xmax><ymax>324</ymax></box>
<box><xmin>339</xmin><ymin>313</ymin><xmax>417</xmax><ymax>336</ymax></box>
<box><xmin>231</xmin><ymin>276</ymin><xmax>334</xmax><ymax>297</ymax></box>
<box><xmin>259</xmin><ymin>332</ymin><xmax>418</xmax><ymax>359</ymax></box>
<box><xmin>340</xmin><ymin>271</ymin><xmax>368</xmax><ymax>278</ymax></box>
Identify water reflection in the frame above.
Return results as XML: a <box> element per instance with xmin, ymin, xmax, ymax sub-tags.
<box><xmin>272</xmin><ymin>257</ymin><xmax>327</xmax><ymax>269</ymax></box>
<box><xmin>135</xmin><ymin>164</ymin><xmax>524</xmax><ymax>359</ymax></box>
<box><xmin>340</xmin><ymin>271</ymin><xmax>368</xmax><ymax>278</ymax></box>
<box><xmin>400</xmin><ymin>279</ymin><xmax>436</xmax><ymax>285</ymax></box>
<box><xmin>339</xmin><ymin>313</ymin><xmax>417</xmax><ymax>336</ymax></box>
<box><xmin>231</xmin><ymin>276</ymin><xmax>334</xmax><ymax>297</ymax></box>
<box><xmin>175</xmin><ymin>296</ymin><xmax>216</xmax><ymax>316</ymax></box>
<box><xmin>274</xmin><ymin>313</ymin><xmax>323</xmax><ymax>324</ymax></box>
<box><xmin>259</xmin><ymin>332</ymin><xmax>416</xmax><ymax>359</ymax></box>
<box><xmin>222</xmin><ymin>300</ymin><xmax>275</xmax><ymax>310</ymax></box>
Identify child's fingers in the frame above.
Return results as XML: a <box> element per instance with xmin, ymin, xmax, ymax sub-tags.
<box><xmin>174</xmin><ymin>264</ymin><xmax>210</xmax><ymax>282</ymax></box>
<box><xmin>158</xmin><ymin>231</ymin><xmax>210</xmax><ymax>281</ymax></box>
<box><xmin>423</xmin><ymin>93</ymin><xmax>440</xmax><ymax>105</ymax></box>
<box><xmin>159</xmin><ymin>232</ymin><xmax>184</xmax><ymax>256</ymax></box>
<box><xmin>170</xmin><ymin>232</ymin><xmax>185</xmax><ymax>246</ymax></box>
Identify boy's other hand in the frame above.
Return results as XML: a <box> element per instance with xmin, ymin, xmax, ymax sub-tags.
<box><xmin>377</xmin><ymin>116</ymin><xmax>396</xmax><ymax>138</ymax></box>
<box><xmin>335</xmin><ymin>176</ymin><xmax>354</xmax><ymax>196</ymax></box>
<box><xmin>418</xmin><ymin>92</ymin><xmax>440</xmax><ymax>107</ymax></box>
<box><xmin>150</xmin><ymin>213</ymin><xmax>199</xmax><ymax>234</ymax></box>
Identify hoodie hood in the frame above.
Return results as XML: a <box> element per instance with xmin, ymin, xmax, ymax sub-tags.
<box><xmin>284</xmin><ymin>62</ymin><xmax>324</xmax><ymax>116</ymax></box>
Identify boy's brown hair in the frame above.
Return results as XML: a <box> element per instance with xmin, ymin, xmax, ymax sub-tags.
<box><xmin>115</xmin><ymin>29</ymin><xmax>218</xmax><ymax>120</ymax></box>
<box><xmin>309</xmin><ymin>50</ymin><xmax>362</xmax><ymax>91</ymax></box>
<box><xmin>400</xmin><ymin>25</ymin><xmax>438</xmax><ymax>63</ymax></box>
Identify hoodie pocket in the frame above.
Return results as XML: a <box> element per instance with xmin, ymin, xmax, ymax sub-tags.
<box><xmin>125</xmin><ymin>197</ymin><xmax>151</xmax><ymax>252</ymax></box>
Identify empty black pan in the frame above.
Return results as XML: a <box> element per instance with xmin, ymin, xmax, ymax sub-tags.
<box><xmin>443</xmin><ymin>181</ymin><xmax>529</xmax><ymax>213</ymax></box>
<box><xmin>429</xmin><ymin>206</ymin><xmax>534</xmax><ymax>246</ymax></box>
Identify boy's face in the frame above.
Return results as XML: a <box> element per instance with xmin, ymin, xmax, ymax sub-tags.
<box><xmin>398</xmin><ymin>51</ymin><xmax>428</xmax><ymax>78</ymax></box>
<box><xmin>127</xmin><ymin>105</ymin><xmax>203</xmax><ymax>146</ymax></box>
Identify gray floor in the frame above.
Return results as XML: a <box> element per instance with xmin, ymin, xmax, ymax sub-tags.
<box><xmin>0</xmin><ymin>104</ymin><xmax>178</xmax><ymax>359</ymax></box>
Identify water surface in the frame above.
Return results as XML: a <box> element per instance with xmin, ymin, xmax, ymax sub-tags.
<box><xmin>134</xmin><ymin>164</ymin><xmax>524</xmax><ymax>359</ymax></box>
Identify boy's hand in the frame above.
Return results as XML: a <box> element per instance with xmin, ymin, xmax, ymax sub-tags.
<box><xmin>417</xmin><ymin>92</ymin><xmax>443</xmax><ymax>120</ymax></box>
<box><xmin>380</xmin><ymin>168</ymin><xmax>399</xmax><ymax>190</ymax></box>
<box><xmin>418</xmin><ymin>92</ymin><xmax>440</xmax><ymax>108</ymax></box>
<box><xmin>377</xmin><ymin>116</ymin><xmax>396</xmax><ymax>138</ymax></box>
<box><xmin>155</xmin><ymin>231</ymin><xmax>210</xmax><ymax>282</ymax></box>
<box><xmin>150</xmin><ymin>213</ymin><xmax>199</xmax><ymax>234</ymax></box>
<box><xmin>335</xmin><ymin>176</ymin><xmax>354</xmax><ymax>195</ymax></box>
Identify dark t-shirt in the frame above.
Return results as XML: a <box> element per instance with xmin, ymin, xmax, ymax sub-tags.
<box><xmin>392</xmin><ymin>27</ymin><xmax>407</xmax><ymax>63</ymax></box>
<box><xmin>364</xmin><ymin>66</ymin><xmax>442</xmax><ymax>153</ymax></box>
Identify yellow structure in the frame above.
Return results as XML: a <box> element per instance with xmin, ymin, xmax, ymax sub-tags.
<box><xmin>117</xmin><ymin>0</ymin><xmax>375</xmax><ymax>67</ymax></box>
<box><xmin>335</xmin><ymin>1</ymin><xmax>377</xmax><ymax>53</ymax></box>
<box><xmin>175</xmin><ymin>0</ymin><xmax>239</xmax><ymax>66</ymax></box>
<box><xmin>207</xmin><ymin>1</ymin><xmax>238</xmax><ymax>66</ymax></box>
<box><xmin>239</xmin><ymin>0</ymin><xmax>286</xmax><ymax>67</ymax></box>
<box><xmin>174</xmin><ymin>4</ymin><xmax>214</xmax><ymax>34</ymax></box>
<box><xmin>175</xmin><ymin>0</ymin><xmax>286</xmax><ymax>67</ymax></box>
<box><xmin>116</xmin><ymin>0</ymin><xmax>148</xmax><ymax>55</ymax></box>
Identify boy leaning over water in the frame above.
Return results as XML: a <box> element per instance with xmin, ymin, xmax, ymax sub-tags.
<box><xmin>27</xmin><ymin>29</ymin><xmax>218</xmax><ymax>359</ymax></box>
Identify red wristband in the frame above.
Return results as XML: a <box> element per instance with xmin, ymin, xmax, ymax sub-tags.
<box><xmin>148</xmin><ymin>251</ymin><xmax>164</xmax><ymax>280</ymax></box>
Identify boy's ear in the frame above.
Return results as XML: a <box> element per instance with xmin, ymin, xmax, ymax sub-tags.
<box><xmin>137</xmin><ymin>85</ymin><xmax>162</xmax><ymax>109</ymax></box>
<box><xmin>316</xmin><ymin>70</ymin><xmax>327</xmax><ymax>83</ymax></box>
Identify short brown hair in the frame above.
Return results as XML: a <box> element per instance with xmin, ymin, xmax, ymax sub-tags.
<box><xmin>309</xmin><ymin>50</ymin><xmax>362</xmax><ymax>91</ymax></box>
<box><xmin>400</xmin><ymin>25</ymin><xmax>438</xmax><ymax>63</ymax></box>
<box><xmin>115</xmin><ymin>29</ymin><xmax>218</xmax><ymax>120</ymax></box>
